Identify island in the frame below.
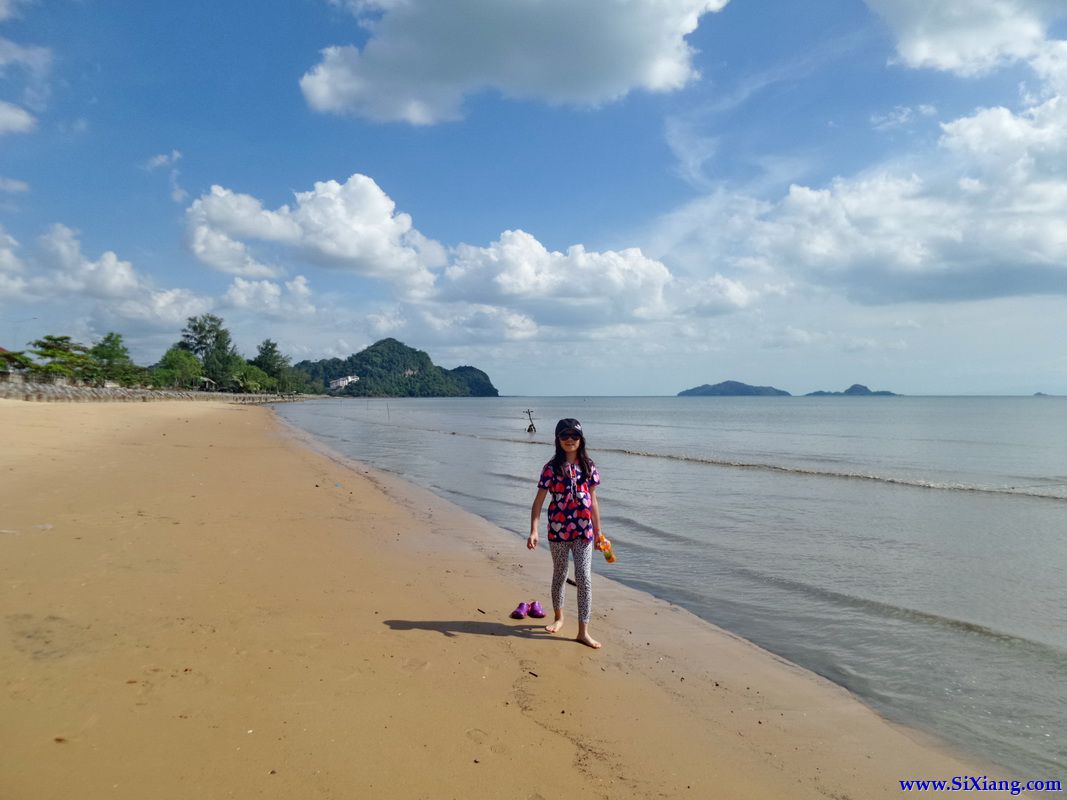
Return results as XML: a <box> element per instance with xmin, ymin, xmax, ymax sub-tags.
<box><xmin>805</xmin><ymin>384</ymin><xmax>897</xmax><ymax>397</ymax></box>
<box><xmin>678</xmin><ymin>380</ymin><xmax>791</xmax><ymax>397</ymax></box>
<box><xmin>294</xmin><ymin>338</ymin><xmax>499</xmax><ymax>397</ymax></box>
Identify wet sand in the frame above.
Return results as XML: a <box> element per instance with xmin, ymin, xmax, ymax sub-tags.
<box><xmin>0</xmin><ymin>399</ymin><xmax>999</xmax><ymax>799</ymax></box>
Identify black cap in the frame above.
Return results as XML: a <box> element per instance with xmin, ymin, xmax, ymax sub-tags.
<box><xmin>555</xmin><ymin>418</ymin><xmax>583</xmax><ymax>436</ymax></box>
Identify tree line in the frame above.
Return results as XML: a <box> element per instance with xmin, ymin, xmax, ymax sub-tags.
<box><xmin>0</xmin><ymin>315</ymin><xmax>322</xmax><ymax>394</ymax></box>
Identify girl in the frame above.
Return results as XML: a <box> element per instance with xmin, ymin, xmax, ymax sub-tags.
<box><xmin>527</xmin><ymin>418</ymin><xmax>603</xmax><ymax>649</ymax></box>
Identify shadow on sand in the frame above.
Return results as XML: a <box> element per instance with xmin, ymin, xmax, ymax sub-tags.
<box><xmin>383</xmin><ymin>618</ymin><xmax>555</xmax><ymax>640</ymax></box>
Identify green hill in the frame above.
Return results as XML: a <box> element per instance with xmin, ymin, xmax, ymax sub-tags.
<box><xmin>678</xmin><ymin>380</ymin><xmax>791</xmax><ymax>397</ymax></box>
<box><xmin>294</xmin><ymin>338</ymin><xmax>499</xmax><ymax>398</ymax></box>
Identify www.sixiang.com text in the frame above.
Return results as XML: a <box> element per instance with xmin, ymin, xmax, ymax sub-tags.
<box><xmin>899</xmin><ymin>776</ymin><xmax>1062</xmax><ymax>795</ymax></box>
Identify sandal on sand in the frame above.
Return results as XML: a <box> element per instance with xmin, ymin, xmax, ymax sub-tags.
<box><xmin>528</xmin><ymin>600</ymin><xmax>546</xmax><ymax>618</ymax></box>
<box><xmin>510</xmin><ymin>602</ymin><xmax>530</xmax><ymax>619</ymax></box>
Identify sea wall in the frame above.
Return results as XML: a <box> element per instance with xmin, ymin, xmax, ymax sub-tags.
<box><xmin>0</xmin><ymin>377</ymin><xmax>305</xmax><ymax>404</ymax></box>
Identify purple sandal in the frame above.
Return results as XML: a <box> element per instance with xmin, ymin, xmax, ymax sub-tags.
<box><xmin>528</xmin><ymin>600</ymin><xmax>546</xmax><ymax>619</ymax></box>
<box><xmin>510</xmin><ymin>602</ymin><xmax>530</xmax><ymax>619</ymax></box>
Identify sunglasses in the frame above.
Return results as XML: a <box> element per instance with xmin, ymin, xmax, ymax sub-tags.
<box><xmin>558</xmin><ymin>431</ymin><xmax>581</xmax><ymax>441</ymax></box>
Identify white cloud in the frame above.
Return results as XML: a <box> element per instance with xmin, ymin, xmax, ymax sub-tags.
<box><xmin>0</xmin><ymin>0</ymin><xmax>30</xmax><ymax>22</ymax></box>
<box><xmin>414</xmin><ymin>302</ymin><xmax>539</xmax><ymax>343</ymax></box>
<box><xmin>762</xmin><ymin>326</ymin><xmax>821</xmax><ymax>349</ymax></box>
<box><xmin>939</xmin><ymin>95</ymin><xmax>1067</xmax><ymax>178</ymax></box>
<box><xmin>37</xmin><ymin>224</ymin><xmax>143</xmax><ymax>299</ymax></box>
<box><xmin>0</xmin><ymin>98</ymin><xmax>34</xmax><ymax>134</ymax></box>
<box><xmin>870</xmin><ymin>103</ymin><xmax>937</xmax><ymax>131</ymax></box>
<box><xmin>302</xmin><ymin>0</ymin><xmax>728</xmax><ymax>124</ymax></box>
<box><xmin>665</xmin><ymin>116</ymin><xmax>720</xmax><ymax>189</ymax></box>
<box><xmin>0</xmin><ymin>175</ymin><xmax>27</xmax><ymax>193</ymax></box>
<box><xmin>223</xmin><ymin>274</ymin><xmax>318</xmax><ymax>318</ymax></box>
<box><xmin>144</xmin><ymin>151</ymin><xmax>190</xmax><ymax>204</ymax></box>
<box><xmin>648</xmin><ymin>12</ymin><xmax>1067</xmax><ymax>306</ymax></box>
<box><xmin>111</xmin><ymin>289</ymin><xmax>213</xmax><ymax>329</ymax></box>
<box><xmin>144</xmin><ymin>150</ymin><xmax>182</xmax><ymax>170</ymax></box>
<box><xmin>0</xmin><ymin>35</ymin><xmax>51</xmax><ymax>105</ymax></box>
<box><xmin>442</xmin><ymin>229</ymin><xmax>675</xmax><ymax>322</ymax></box>
<box><xmin>676</xmin><ymin>274</ymin><xmax>757</xmax><ymax>315</ymax></box>
<box><xmin>186</xmin><ymin>175</ymin><xmax>444</xmax><ymax>295</ymax></box>
<box><xmin>0</xmin><ymin>224</ymin><xmax>213</xmax><ymax>329</ymax></box>
<box><xmin>864</xmin><ymin>0</ymin><xmax>1063</xmax><ymax>76</ymax></box>
<box><xmin>0</xmin><ymin>226</ymin><xmax>26</xmax><ymax>298</ymax></box>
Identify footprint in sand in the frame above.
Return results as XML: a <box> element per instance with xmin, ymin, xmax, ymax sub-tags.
<box><xmin>466</xmin><ymin>728</ymin><xmax>509</xmax><ymax>754</ymax></box>
<box><xmin>465</xmin><ymin>728</ymin><xmax>488</xmax><ymax>744</ymax></box>
<box><xmin>6</xmin><ymin>613</ymin><xmax>92</xmax><ymax>661</ymax></box>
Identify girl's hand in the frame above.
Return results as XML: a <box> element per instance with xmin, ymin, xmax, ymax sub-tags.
<box><xmin>527</xmin><ymin>532</ymin><xmax>539</xmax><ymax>550</ymax></box>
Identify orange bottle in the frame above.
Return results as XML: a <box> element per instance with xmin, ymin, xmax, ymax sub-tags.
<box><xmin>595</xmin><ymin>532</ymin><xmax>617</xmax><ymax>563</ymax></box>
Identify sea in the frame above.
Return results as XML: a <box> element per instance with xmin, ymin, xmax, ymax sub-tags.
<box><xmin>273</xmin><ymin>395</ymin><xmax>1067</xmax><ymax>779</ymax></box>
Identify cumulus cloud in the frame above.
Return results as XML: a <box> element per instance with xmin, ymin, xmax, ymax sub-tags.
<box><xmin>416</xmin><ymin>302</ymin><xmax>539</xmax><ymax>343</ymax></box>
<box><xmin>186</xmin><ymin>175</ymin><xmax>445</xmax><ymax>295</ymax></box>
<box><xmin>37</xmin><ymin>224</ymin><xmax>144</xmax><ymax>299</ymax></box>
<box><xmin>223</xmin><ymin>275</ymin><xmax>318</xmax><ymax>318</ymax></box>
<box><xmin>111</xmin><ymin>289</ymin><xmax>213</xmax><ymax>329</ymax></box>
<box><xmin>441</xmin><ymin>229</ymin><xmax>676</xmax><ymax>321</ymax></box>
<box><xmin>301</xmin><ymin>0</ymin><xmax>728</xmax><ymax>124</ymax></box>
<box><xmin>0</xmin><ymin>223</ymin><xmax>213</xmax><ymax>329</ymax></box>
<box><xmin>181</xmin><ymin>169</ymin><xmax>759</xmax><ymax>350</ymax></box>
<box><xmin>864</xmin><ymin>0</ymin><xmax>1063</xmax><ymax>76</ymax></box>
<box><xmin>649</xmin><ymin>7</ymin><xmax>1067</xmax><ymax>306</ymax></box>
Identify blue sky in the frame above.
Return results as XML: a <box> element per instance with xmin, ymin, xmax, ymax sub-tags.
<box><xmin>3</xmin><ymin>0</ymin><xmax>1067</xmax><ymax>395</ymax></box>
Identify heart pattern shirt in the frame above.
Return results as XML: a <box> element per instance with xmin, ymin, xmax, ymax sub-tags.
<box><xmin>537</xmin><ymin>460</ymin><xmax>601</xmax><ymax>542</ymax></box>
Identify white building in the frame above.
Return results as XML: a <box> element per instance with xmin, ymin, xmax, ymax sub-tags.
<box><xmin>329</xmin><ymin>375</ymin><xmax>360</xmax><ymax>390</ymax></box>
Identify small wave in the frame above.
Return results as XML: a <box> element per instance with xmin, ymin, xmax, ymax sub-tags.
<box><xmin>726</xmin><ymin>567</ymin><xmax>1067</xmax><ymax>659</ymax></box>
<box><xmin>603</xmin><ymin>515</ymin><xmax>695</xmax><ymax>547</ymax></box>
<box><xmin>434</xmin><ymin>486</ymin><xmax>528</xmax><ymax>512</ymax></box>
<box><xmin>598</xmin><ymin>446</ymin><xmax>1067</xmax><ymax>501</ymax></box>
<box><xmin>281</xmin><ymin>407</ymin><xmax>1067</xmax><ymax>501</ymax></box>
<box><xmin>486</xmin><ymin>471</ymin><xmax>535</xmax><ymax>486</ymax></box>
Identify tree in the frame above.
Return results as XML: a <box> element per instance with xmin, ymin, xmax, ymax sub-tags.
<box><xmin>153</xmin><ymin>346</ymin><xmax>203</xmax><ymax>389</ymax></box>
<box><xmin>234</xmin><ymin>362</ymin><xmax>275</xmax><ymax>393</ymax></box>
<box><xmin>0</xmin><ymin>349</ymin><xmax>33</xmax><ymax>374</ymax></box>
<box><xmin>251</xmin><ymin>339</ymin><xmax>290</xmax><ymax>379</ymax></box>
<box><xmin>202</xmin><ymin>328</ymin><xmax>245</xmax><ymax>390</ymax></box>
<box><xmin>28</xmin><ymin>335</ymin><xmax>96</xmax><ymax>383</ymax></box>
<box><xmin>179</xmin><ymin>314</ymin><xmax>225</xmax><ymax>359</ymax></box>
<box><xmin>90</xmin><ymin>332</ymin><xmax>136</xmax><ymax>385</ymax></box>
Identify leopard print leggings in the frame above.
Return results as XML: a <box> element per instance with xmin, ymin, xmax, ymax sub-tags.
<box><xmin>549</xmin><ymin>538</ymin><xmax>593</xmax><ymax>623</ymax></box>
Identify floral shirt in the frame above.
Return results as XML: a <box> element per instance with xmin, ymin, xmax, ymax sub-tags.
<box><xmin>538</xmin><ymin>460</ymin><xmax>601</xmax><ymax>542</ymax></box>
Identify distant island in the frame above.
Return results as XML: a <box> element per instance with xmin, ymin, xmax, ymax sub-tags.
<box><xmin>677</xmin><ymin>381</ymin><xmax>899</xmax><ymax>397</ymax></box>
<box><xmin>295</xmin><ymin>338</ymin><xmax>499</xmax><ymax>398</ymax></box>
<box><xmin>678</xmin><ymin>381</ymin><xmax>790</xmax><ymax>397</ymax></box>
<box><xmin>805</xmin><ymin>384</ymin><xmax>897</xmax><ymax>397</ymax></box>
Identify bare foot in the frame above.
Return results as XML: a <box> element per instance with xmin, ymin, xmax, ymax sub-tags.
<box><xmin>545</xmin><ymin>619</ymin><xmax>564</xmax><ymax>634</ymax></box>
<box><xmin>576</xmin><ymin>633</ymin><xmax>602</xmax><ymax>649</ymax></box>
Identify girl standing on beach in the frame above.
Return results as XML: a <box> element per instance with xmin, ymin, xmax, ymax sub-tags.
<box><xmin>527</xmin><ymin>418</ymin><xmax>603</xmax><ymax>649</ymax></box>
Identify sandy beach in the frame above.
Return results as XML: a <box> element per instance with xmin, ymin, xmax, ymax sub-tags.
<box><xmin>1</xmin><ymin>399</ymin><xmax>1004</xmax><ymax>799</ymax></box>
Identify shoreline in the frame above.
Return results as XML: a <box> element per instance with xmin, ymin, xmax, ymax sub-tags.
<box><xmin>269</xmin><ymin>407</ymin><xmax>1005</xmax><ymax>768</ymax></box>
<box><xmin>0</xmin><ymin>399</ymin><xmax>1017</xmax><ymax>799</ymax></box>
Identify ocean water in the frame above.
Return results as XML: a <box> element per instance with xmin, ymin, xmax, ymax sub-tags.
<box><xmin>274</xmin><ymin>396</ymin><xmax>1067</xmax><ymax>778</ymax></box>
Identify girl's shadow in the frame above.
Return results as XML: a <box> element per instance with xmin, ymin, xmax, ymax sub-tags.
<box><xmin>383</xmin><ymin>619</ymin><xmax>554</xmax><ymax>639</ymax></box>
